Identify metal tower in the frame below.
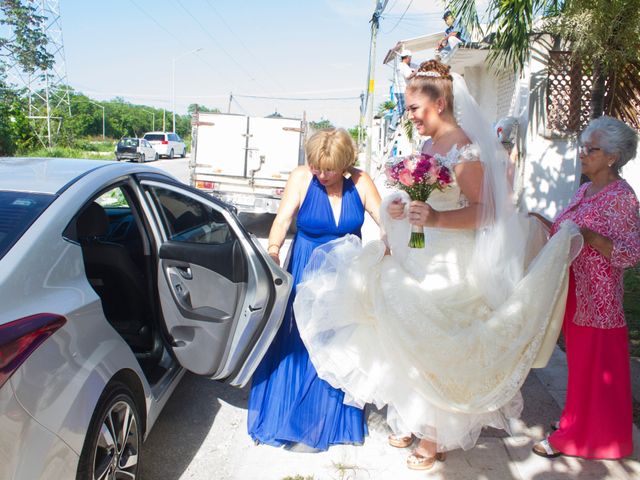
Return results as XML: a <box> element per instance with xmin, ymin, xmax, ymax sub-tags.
<box><xmin>6</xmin><ymin>0</ymin><xmax>71</xmax><ymax>147</ymax></box>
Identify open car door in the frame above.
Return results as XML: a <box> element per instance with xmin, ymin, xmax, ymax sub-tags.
<box><xmin>138</xmin><ymin>176</ymin><xmax>292</xmax><ymax>386</ymax></box>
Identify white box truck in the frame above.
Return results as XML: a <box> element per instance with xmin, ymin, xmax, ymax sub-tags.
<box><xmin>190</xmin><ymin>112</ymin><xmax>305</xmax><ymax>214</ymax></box>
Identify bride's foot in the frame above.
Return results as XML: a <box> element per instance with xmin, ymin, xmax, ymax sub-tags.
<box><xmin>406</xmin><ymin>449</ymin><xmax>446</xmax><ymax>471</ymax></box>
<box><xmin>388</xmin><ymin>433</ymin><xmax>414</xmax><ymax>448</ymax></box>
<box><xmin>406</xmin><ymin>439</ymin><xmax>445</xmax><ymax>471</ymax></box>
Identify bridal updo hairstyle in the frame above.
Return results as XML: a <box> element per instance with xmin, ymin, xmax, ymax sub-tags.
<box><xmin>407</xmin><ymin>59</ymin><xmax>454</xmax><ymax>116</ymax></box>
<box><xmin>305</xmin><ymin>128</ymin><xmax>356</xmax><ymax>173</ymax></box>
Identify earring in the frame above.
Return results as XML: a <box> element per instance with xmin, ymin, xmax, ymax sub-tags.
<box><xmin>438</xmin><ymin>109</ymin><xmax>442</xmax><ymax>114</ymax></box>
<box><xmin>608</xmin><ymin>163</ymin><xmax>613</xmax><ymax>167</ymax></box>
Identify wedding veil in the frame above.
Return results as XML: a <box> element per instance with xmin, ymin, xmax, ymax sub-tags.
<box><xmin>450</xmin><ymin>72</ymin><xmax>529</xmax><ymax>308</ymax></box>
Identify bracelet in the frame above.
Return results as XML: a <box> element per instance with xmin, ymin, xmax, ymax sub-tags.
<box><xmin>267</xmin><ymin>244</ymin><xmax>281</xmax><ymax>253</ymax></box>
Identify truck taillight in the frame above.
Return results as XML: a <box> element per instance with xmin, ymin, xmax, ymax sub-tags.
<box><xmin>196</xmin><ymin>180</ymin><xmax>216</xmax><ymax>190</ymax></box>
<box><xmin>0</xmin><ymin>313</ymin><xmax>66</xmax><ymax>389</ymax></box>
<box><xmin>274</xmin><ymin>188</ymin><xmax>285</xmax><ymax>197</ymax></box>
<box><xmin>161</xmin><ymin>140</ymin><xmax>169</xmax><ymax>144</ymax></box>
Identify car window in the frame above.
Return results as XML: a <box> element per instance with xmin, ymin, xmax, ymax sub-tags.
<box><xmin>144</xmin><ymin>186</ymin><xmax>233</xmax><ymax>245</ymax></box>
<box><xmin>0</xmin><ymin>191</ymin><xmax>55</xmax><ymax>260</ymax></box>
<box><xmin>119</xmin><ymin>138</ymin><xmax>139</xmax><ymax>147</ymax></box>
<box><xmin>95</xmin><ymin>187</ymin><xmax>130</xmax><ymax>209</ymax></box>
<box><xmin>144</xmin><ymin>134</ymin><xmax>165</xmax><ymax>142</ymax></box>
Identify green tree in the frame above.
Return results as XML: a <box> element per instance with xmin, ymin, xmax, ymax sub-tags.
<box><xmin>449</xmin><ymin>0</ymin><xmax>640</xmax><ymax>123</ymax></box>
<box><xmin>309</xmin><ymin>118</ymin><xmax>334</xmax><ymax>130</ymax></box>
<box><xmin>0</xmin><ymin>0</ymin><xmax>53</xmax><ymax>74</ymax></box>
<box><xmin>0</xmin><ymin>0</ymin><xmax>54</xmax><ymax>153</ymax></box>
<box><xmin>187</xmin><ymin>103</ymin><xmax>221</xmax><ymax>114</ymax></box>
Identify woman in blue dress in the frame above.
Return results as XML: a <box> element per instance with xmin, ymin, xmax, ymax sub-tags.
<box><xmin>248</xmin><ymin>128</ymin><xmax>382</xmax><ymax>450</ymax></box>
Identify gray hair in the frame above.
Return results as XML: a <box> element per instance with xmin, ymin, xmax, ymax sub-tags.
<box><xmin>581</xmin><ymin>115</ymin><xmax>638</xmax><ymax>172</ymax></box>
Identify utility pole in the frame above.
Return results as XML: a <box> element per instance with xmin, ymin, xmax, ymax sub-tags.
<box><xmin>362</xmin><ymin>0</ymin><xmax>389</xmax><ymax>174</ymax></box>
<box><xmin>227</xmin><ymin>93</ymin><xmax>233</xmax><ymax>113</ymax></box>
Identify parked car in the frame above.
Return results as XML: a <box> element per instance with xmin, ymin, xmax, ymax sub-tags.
<box><xmin>143</xmin><ymin>131</ymin><xmax>187</xmax><ymax>159</ymax></box>
<box><xmin>0</xmin><ymin>157</ymin><xmax>291</xmax><ymax>480</ymax></box>
<box><xmin>115</xmin><ymin>137</ymin><xmax>158</xmax><ymax>162</ymax></box>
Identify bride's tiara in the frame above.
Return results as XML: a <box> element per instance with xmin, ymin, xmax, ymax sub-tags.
<box><xmin>415</xmin><ymin>71</ymin><xmax>441</xmax><ymax>78</ymax></box>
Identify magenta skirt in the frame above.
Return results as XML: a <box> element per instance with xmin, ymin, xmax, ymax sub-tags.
<box><xmin>549</xmin><ymin>271</ymin><xmax>634</xmax><ymax>459</ymax></box>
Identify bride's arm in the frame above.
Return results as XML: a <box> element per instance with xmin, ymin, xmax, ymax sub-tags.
<box><xmin>409</xmin><ymin>160</ymin><xmax>484</xmax><ymax>229</ymax></box>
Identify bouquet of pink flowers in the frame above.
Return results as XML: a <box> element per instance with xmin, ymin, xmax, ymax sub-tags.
<box><xmin>385</xmin><ymin>153</ymin><xmax>453</xmax><ymax>247</ymax></box>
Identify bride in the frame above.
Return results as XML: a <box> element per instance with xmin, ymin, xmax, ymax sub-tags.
<box><xmin>293</xmin><ymin>60</ymin><xmax>582</xmax><ymax>470</ymax></box>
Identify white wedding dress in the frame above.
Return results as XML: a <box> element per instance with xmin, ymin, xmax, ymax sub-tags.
<box><xmin>293</xmin><ymin>144</ymin><xmax>581</xmax><ymax>452</ymax></box>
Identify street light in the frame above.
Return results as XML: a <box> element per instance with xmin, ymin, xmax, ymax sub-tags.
<box><xmin>142</xmin><ymin>109</ymin><xmax>155</xmax><ymax>131</ymax></box>
<box><xmin>172</xmin><ymin>47</ymin><xmax>202</xmax><ymax>133</ymax></box>
<box><xmin>89</xmin><ymin>100</ymin><xmax>105</xmax><ymax>140</ymax></box>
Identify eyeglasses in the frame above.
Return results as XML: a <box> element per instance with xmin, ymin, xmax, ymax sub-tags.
<box><xmin>579</xmin><ymin>144</ymin><xmax>602</xmax><ymax>155</ymax></box>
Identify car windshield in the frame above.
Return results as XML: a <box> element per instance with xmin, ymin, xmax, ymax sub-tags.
<box><xmin>119</xmin><ymin>138</ymin><xmax>139</xmax><ymax>147</ymax></box>
<box><xmin>144</xmin><ymin>134</ymin><xmax>165</xmax><ymax>142</ymax></box>
<box><xmin>0</xmin><ymin>191</ymin><xmax>55</xmax><ymax>260</ymax></box>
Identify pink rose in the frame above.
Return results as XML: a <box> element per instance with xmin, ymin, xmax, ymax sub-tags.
<box><xmin>398</xmin><ymin>169</ymin><xmax>415</xmax><ymax>187</ymax></box>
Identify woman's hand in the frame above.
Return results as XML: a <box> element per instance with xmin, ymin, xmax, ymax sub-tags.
<box><xmin>408</xmin><ymin>201</ymin><xmax>439</xmax><ymax>227</ymax></box>
<box><xmin>268</xmin><ymin>252</ymin><xmax>281</xmax><ymax>266</ymax></box>
<box><xmin>387</xmin><ymin>199</ymin><xmax>407</xmax><ymax>219</ymax></box>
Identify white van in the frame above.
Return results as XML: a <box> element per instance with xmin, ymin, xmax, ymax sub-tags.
<box><xmin>143</xmin><ymin>131</ymin><xmax>187</xmax><ymax>159</ymax></box>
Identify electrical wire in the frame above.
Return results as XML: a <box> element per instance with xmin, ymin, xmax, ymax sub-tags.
<box><xmin>380</xmin><ymin>0</ymin><xmax>414</xmax><ymax>34</ymax></box>
<box><xmin>234</xmin><ymin>94</ymin><xmax>360</xmax><ymax>102</ymax></box>
<box><xmin>202</xmin><ymin>0</ymin><xmax>286</xmax><ymax>93</ymax></box>
<box><xmin>176</xmin><ymin>0</ymin><xmax>270</xmax><ymax>93</ymax></box>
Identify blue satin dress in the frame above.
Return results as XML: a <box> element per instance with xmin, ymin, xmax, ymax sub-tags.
<box><xmin>248</xmin><ymin>175</ymin><xmax>367</xmax><ymax>450</ymax></box>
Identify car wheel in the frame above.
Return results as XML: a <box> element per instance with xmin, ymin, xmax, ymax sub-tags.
<box><xmin>169</xmin><ymin>148</ymin><xmax>174</xmax><ymax>159</ymax></box>
<box><xmin>138</xmin><ymin>153</ymin><xmax>145</xmax><ymax>163</ymax></box>
<box><xmin>76</xmin><ymin>383</ymin><xmax>141</xmax><ymax>480</ymax></box>
<box><xmin>180</xmin><ymin>148</ymin><xmax>186</xmax><ymax>158</ymax></box>
<box><xmin>154</xmin><ymin>152</ymin><xmax>159</xmax><ymax>161</ymax></box>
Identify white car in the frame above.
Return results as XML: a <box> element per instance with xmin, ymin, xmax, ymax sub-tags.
<box><xmin>143</xmin><ymin>132</ymin><xmax>187</xmax><ymax>159</ymax></box>
<box><xmin>115</xmin><ymin>137</ymin><xmax>158</xmax><ymax>162</ymax></box>
<box><xmin>0</xmin><ymin>157</ymin><xmax>291</xmax><ymax>480</ymax></box>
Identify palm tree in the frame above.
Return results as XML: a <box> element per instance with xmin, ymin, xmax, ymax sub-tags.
<box><xmin>448</xmin><ymin>0</ymin><xmax>640</xmax><ymax>126</ymax></box>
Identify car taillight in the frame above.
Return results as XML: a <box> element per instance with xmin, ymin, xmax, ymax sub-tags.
<box><xmin>195</xmin><ymin>180</ymin><xmax>216</xmax><ymax>190</ymax></box>
<box><xmin>161</xmin><ymin>140</ymin><xmax>169</xmax><ymax>144</ymax></box>
<box><xmin>0</xmin><ymin>313</ymin><xmax>66</xmax><ymax>389</ymax></box>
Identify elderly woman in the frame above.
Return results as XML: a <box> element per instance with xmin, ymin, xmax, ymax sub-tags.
<box><xmin>532</xmin><ymin>116</ymin><xmax>640</xmax><ymax>459</ymax></box>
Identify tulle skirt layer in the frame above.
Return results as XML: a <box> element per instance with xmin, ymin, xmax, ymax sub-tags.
<box><xmin>293</xmin><ymin>223</ymin><xmax>579</xmax><ymax>451</ymax></box>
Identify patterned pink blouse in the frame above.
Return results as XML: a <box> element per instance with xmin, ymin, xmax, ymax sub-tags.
<box><xmin>551</xmin><ymin>179</ymin><xmax>640</xmax><ymax>329</ymax></box>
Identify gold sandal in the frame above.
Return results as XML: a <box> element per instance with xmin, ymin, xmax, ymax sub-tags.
<box><xmin>388</xmin><ymin>433</ymin><xmax>414</xmax><ymax>448</ymax></box>
<box><xmin>406</xmin><ymin>450</ymin><xmax>446</xmax><ymax>470</ymax></box>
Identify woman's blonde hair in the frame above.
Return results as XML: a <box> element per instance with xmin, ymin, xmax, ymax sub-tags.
<box><xmin>406</xmin><ymin>59</ymin><xmax>454</xmax><ymax>115</ymax></box>
<box><xmin>305</xmin><ymin>128</ymin><xmax>356</xmax><ymax>172</ymax></box>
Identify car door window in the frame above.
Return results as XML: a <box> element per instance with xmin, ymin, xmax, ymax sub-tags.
<box><xmin>144</xmin><ymin>186</ymin><xmax>233</xmax><ymax>245</ymax></box>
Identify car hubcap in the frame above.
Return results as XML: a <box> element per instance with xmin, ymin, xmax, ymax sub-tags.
<box><xmin>93</xmin><ymin>400</ymin><xmax>139</xmax><ymax>480</ymax></box>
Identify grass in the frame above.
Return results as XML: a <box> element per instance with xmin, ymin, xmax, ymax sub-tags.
<box><xmin>624</xmin><ymin>267</ymin><xmax>640</xmax><ymax>357</ymax></box>
<box><xmin>20</xmin><ymin>146</ymin><xmax>112</xmax><ymax>160</ymax></box>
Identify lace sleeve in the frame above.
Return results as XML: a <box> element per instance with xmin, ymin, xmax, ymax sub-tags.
<box><xmin>438</xmin><ymin>143</ymin><xmax>481</xmax><ymax>169</ymax></box>
<box><xmin>458</xmin><ymin>143</ymin><xmax>481</xmax><ymax>163</ymax></box>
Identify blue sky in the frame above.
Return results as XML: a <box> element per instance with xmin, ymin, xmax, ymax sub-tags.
<box><xmin>60</xmin><ymin>0</ymin><xmax>449</xmax><ymax>127</ymax></box>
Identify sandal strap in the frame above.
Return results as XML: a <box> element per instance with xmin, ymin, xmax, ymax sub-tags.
<box><xmin>538</xmin><ymin>439</ymin><xmax>555</xmax><ymax>455</ymax></box>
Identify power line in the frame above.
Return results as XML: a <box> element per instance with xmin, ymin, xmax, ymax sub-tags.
<box><xmin>234</xmin><ymin>94</ymin><xmax>360</xmax><ymax>102</ymax></box>
<box><xmin>175</xmin><ymin>0</ymin><xmax>270</xmax><ymax>93</ymax></box>
<box><xmin>381</xmin><ymin>0</ymin><xmax>415</xmax><ymax>34</ymax></box>
<box><xmin>127</xmin><ymin>0</ymin><xmax>233</xmax><ymax>87</ymax></box>
<box><xmin>202</xmin><ymin>0</ymin><xmax>286</xmax><ymax>93</ymax></box>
